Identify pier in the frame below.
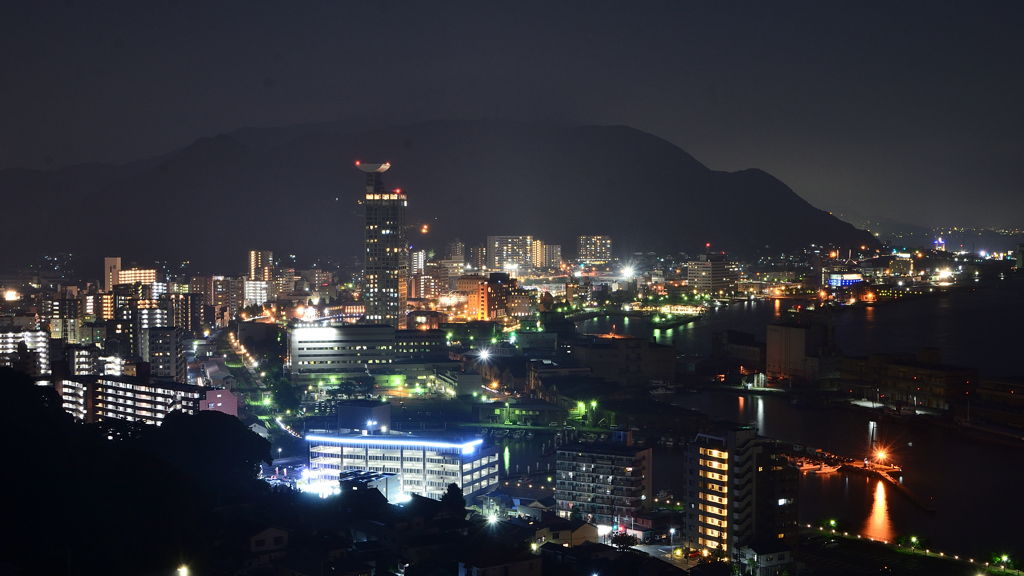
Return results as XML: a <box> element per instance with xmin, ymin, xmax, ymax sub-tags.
<box><xmin>839</xmin><ymin>463</ymin><xmax>936</xmax><ymax>513</ymax></box>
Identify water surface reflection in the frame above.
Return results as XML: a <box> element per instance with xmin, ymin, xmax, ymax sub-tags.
<box><xmin>864</xmin><ymin>480</ymin><xmax>893</xmax><ymax>542</ymax></box>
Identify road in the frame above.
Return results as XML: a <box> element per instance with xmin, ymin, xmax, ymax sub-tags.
<box><xmin>634</xmin><ymin>544</ymin><xmax>698</xmax><ymax>571</ymax></box>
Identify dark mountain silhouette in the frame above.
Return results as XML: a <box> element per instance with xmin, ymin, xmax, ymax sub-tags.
<box><xmin>0</xmin><ymin>119</ymin><xmax>878</xmax><ymax>275</ymax></box>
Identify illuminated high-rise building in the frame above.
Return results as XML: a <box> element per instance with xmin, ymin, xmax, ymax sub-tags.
<box><xmin>487</xmin><ymin>235</ymin><xmax>533</xmax><ymax>272</ymax></box>
<box><xmin>118</xmin><ymin>268</ymin><xmax>157</xmax><ymax>285</ymax></box>
<box><xmin>578</xmin><ymin>236</ymin><xmax>612</xmax><ymax>264</ymax></box>
<box><xmin>445</xmin><ymin>238</ymin><xmax>465</xmax><ymax>261</ymax></box>
<box><xmin>104</xmin><ymin>257</ymin><xmax>121</xmax><ymax>293</ymax></box>
<box><xmin>359</xmin><ymin>162</ymin><xmax>408</xmax><ymax>328</ymax></box>
<box><xmin>544</xmin><ymin>244</ymin><xmax>562</xmax><ymax>269</ymax></box>
<box><xmin>410</xmin><ymin>249</ymin><xmax>427</xmax><ymax>276</ymax></box>
<box><xmin>249</xmin><ymin>250</ymin><xmax>273</xmax><ymax>281</ymax></box>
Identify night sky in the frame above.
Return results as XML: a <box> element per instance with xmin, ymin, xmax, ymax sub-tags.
<box><xmin>2</xmin><ymin>1</ymin><xmax>1022</xmax><ymax>228</ymax></box>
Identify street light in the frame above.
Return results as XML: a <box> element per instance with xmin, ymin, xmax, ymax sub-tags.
<box><xmin>277</xmin><ymin>448</ymin><xmax>282</xmax><ymax>460</ymax></box>
<box><xmin>670</xmin><ymin>527</ymin><xmax>675</xmax><ymax>545</ymax></box>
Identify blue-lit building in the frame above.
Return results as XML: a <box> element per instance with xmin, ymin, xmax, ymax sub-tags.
<box><xmin>306</xmin><ymin>433</ymin><xmax>500</xmax><ymax>501</ymax></box>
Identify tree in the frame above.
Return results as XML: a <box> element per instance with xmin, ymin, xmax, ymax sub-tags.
<box><xmin>610</xmin><ymin>533</ymin><xmax>639</xmax><ymax>551</ymax></box>
<box><xmin>440</xmin><ymin>483</ymin><xmax>466</xmax><ymax>518</ymax></box>
<box><xmin>710</xmin><ymin>546</ymin><xmax>726</xmax><ymax>562</ymax></box>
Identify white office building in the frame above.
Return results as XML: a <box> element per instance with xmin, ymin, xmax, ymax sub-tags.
<box><xmin>306</xmin><ymin>434</ymin><xmax>500</xmax><ymax>501</ymax></box>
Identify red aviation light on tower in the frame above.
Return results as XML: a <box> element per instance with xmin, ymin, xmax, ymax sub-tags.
<box><xmin>355</xmin><ymin>160</ymin><xmax>361</xmax><ymax>166</ymax></box>
<box><xmin>395</xmin><ymin>189</ymin><xmax>401</xmax><ymax>194</ymax></box>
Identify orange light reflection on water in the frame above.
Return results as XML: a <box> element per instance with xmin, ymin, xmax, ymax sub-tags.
<box><xmin>863</xmin><ymin>480</ymin><xmax>894</xmax><ymax>542</ymax></box>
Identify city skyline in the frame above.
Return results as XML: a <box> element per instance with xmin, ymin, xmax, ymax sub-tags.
<box><xmin>3</xmin><ymin>4</ymin><xmax>1024</xmax><ymax>574</ymax></box>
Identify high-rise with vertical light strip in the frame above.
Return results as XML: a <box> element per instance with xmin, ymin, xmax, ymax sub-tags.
<box><xmin>249</xmin><ymin>250</ymin><xmax>273</xmax><ymax>281</ymax></box>
<box><xmin>359</xmin><ymin>162</ymin><xmax>408</xmax><ymax>328</ymax></box>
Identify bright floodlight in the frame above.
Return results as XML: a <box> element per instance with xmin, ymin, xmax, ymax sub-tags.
<box><xmin>488</xmin><ymin>514</ymin><xmax>498</xmax><ymax>523</ymax></box>
<box><xmin>623</xmin><ymin>267</ymin><xmax>634</xmax><ymax>277</ymax></box>
<box><xmin>479</xmin><ymin>350</ymin><xmax>490</xmax><ymax>360</ymax></box>
<box><xmin>356</xmin><ymin>162</ymin><xmax>391</xmax><ymax>173</ymax></box>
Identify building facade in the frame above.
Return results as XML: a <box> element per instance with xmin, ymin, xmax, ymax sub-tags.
<box><xmin>118</xmin><ymin>268</ymin><xmax>158</xmax><ymax>286</ymax></box>
<box><xmin>765</xmin><ymin>317</ymin><xmax>840</xmax><ymax>384</ymax></box>
<box><xmin>0</xmin><ymin>328</ymin><xmax>50</xmax><ymax>376</ymax></box>
<box><xmin>687</xmin><ymin>253</ymin><xmax>739</xmax><ymax>294</ymax></box>
<box><xmin>682</xmin><ymin>425</ymin><xmax>758</xmax><ymax>555</ymax></box>
<box><xmin>249</xmin><ymin>250</ymin><xmax>273</xmax><ymax>281</ymax></box>
<box><xmin>554</xmin><ymin>443</ymin><xmax>653</xmax><ymax>528</ymax></box>
<box><xmin>571</xmin><ymin>333</ymin><xmax>675</xmax><ymax>385</ymax></box>
<box><xmin>287</xmin><ymin>323</ymin><xmax>396</xmax><ymax>386</ymax></box>
<box><xmin>142</xmin><ymin>326</ymin><xmax>186</xmax><ymax>383</ymax></box>
<box><xmin>104</xmin><ymin>257</ymin><xmax>122</xmax><ymax>293</ymax></box>
<box><xmin>361</xmin><ymin>162</ymin><xmax>408</xmax><ymax>328</ymax></box>
<box><xmin>681</xmin><ymin>424</ymin><xmax>798</xmax><ymax>560</ymax></box>
<box><xmin>487</xmin><ymin>236</ymin><xmax>534</xmax><ymax>272</ymax></box>
<box><xmin>57</xmin><ymin>375</ymin><xmax>203</xmax><ymax>426</ymax></box>
<box><xmin>577</xmin><ymin>236</ymin><xmax>612</xmax><ymax>264</ymax></box>
<box><xmin>306</xmin><ymin>434</ymin><xmax>500</xmax><ymax>501</ymax></box>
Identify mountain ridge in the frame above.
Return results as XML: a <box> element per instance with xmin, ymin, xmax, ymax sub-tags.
<box><xmin>0</xmin><ymin>119</ymin><xmax>878</xmax><ymax>275</ymax></box>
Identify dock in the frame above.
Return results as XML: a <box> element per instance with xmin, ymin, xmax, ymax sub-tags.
<box><xmin>839</xmin><ymin>464</ymin><xmax>936</xmax><ymax>513</ymax></box>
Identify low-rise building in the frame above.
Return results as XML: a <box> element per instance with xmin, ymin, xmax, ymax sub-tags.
<box><xmin>57</xmin><ymin>375</ymin><xmax>203</xmax><ymax>425</ymax></box>
<box><xmin>571</xmin><ymin>334</ymin><xmax>675</xmax><ymax>386</ymax></box>
<box><xmin>473</xmin><ymin>398</ymin><xmax>565</xmax><ymax>426</ymax></box>
<box><xmin>200</xmin><ymin>388</ymin><xmax>239</xmax><ymax>417</ymax></box>
<box><xmin>841</xmin><ymin>348</ymin><xmax>976</xmax><ymax>411</ymax></box>
<box><xmin>306</xmin><ymin>434</ymin><xmax>500</xmax><ymax>501</ymax></box>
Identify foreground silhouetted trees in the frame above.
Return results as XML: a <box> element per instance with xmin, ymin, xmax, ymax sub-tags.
<box><xmin>0</xmin><ymin>367</ymin><xmax>271</xmax><ymax>575</ymax></box>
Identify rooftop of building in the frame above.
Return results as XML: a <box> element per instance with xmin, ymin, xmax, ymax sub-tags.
<box><xmin>305</xmin><ymin>431</ymin><xmax>489</xmax><ymax>450</ymax></box>
<box><xmin>62</xmin><ymin>374</ymin><xmax>203</xmax><ymax>393</ymax></box>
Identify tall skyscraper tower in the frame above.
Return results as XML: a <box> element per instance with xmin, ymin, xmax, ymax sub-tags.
<box><xmin>359</xmin><ymin>162</ymin><xmax>408</xmax><ymax>328</ymax></box>
<box><xmin>104</xmin><ymin>257</ymin><xmax>121</xmax><ymax>293</ymax></box>
<box><xmin>249</xmin><ymin>250</ymin><xmax>273</xmax><ymax>281</ymax></box>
